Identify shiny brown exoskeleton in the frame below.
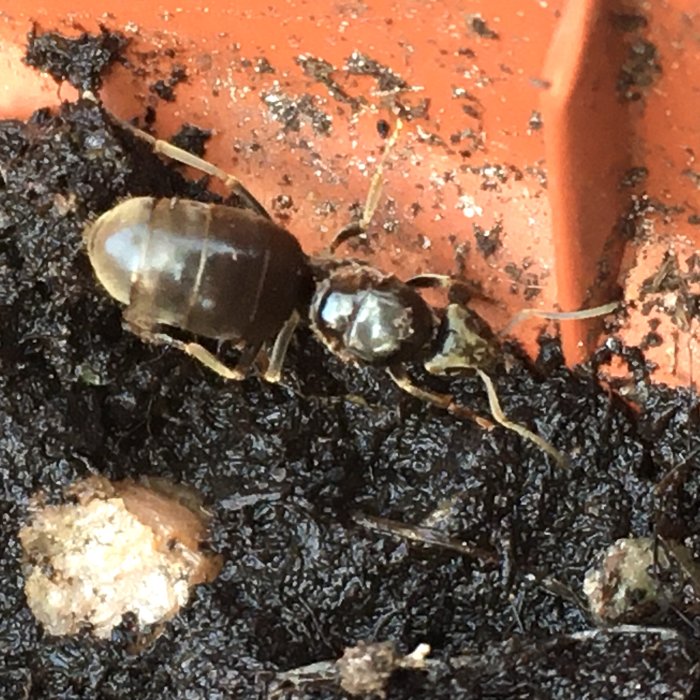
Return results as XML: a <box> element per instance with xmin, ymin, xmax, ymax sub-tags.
<box><xmin>84</xmin><ymin>117</ymin><xmax>570</xmax><ymax>465</ymax></box>
<box><xmin>87</xmin><ymin>196</ymin><xmax>312</xmax><ymax>381</ymax></box>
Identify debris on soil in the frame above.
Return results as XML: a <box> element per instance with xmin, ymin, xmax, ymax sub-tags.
<box><xmin>620</xmin><ymin>166</ymin><xmax>649</xmax><ymax>189</ymax></box>
<box><xmin>421</xmin><ymin>627</ymin><xmax>697</xmax><ymax>697</ymax></box>
<box><xmin>337</xmin><ymin>642</ymin><xmax>430</xmax><ymax>697</ymax></box>
<box><xmin>170</xmin><ymin>123</ymin><xmax>212</xmax><ymax>157</ymax></box>
<box><xmin>254</xmin><ymin>56</ymin><xmax>275</xmax><ymax>74</ymax></box>
<box><xmin>617</xmin><ymin>39</ymin><xmax>662</xmax><ymax>102</ymax></box>
<box><xmin>473</xmin><ymin>220</ymin><xmax>503</xmax><ymax>257</ymax></box>
<box><xmin>296</xmin><ymin>53</ymin><xmax>364</xmax><ymax>111</ymax></box>
<box><xmin>611</xmin><ymin>13</ymin><xmax>649</xmax><ymax>33</ymax></box>
<box><xmin>150</xmin><ymin>64</ymin><xmax>188</xmax><ymax>102</ymax></box>
<box><xmin>25</xmin><ymin>25</ymin><xmax>128</xmax><ymax>92</ymax></box>
<box><xmin>271</xmin><ymin>641</ymin><xmax>430</xmax><ymax>698</ymax></box>
<box><xmin>466</xmin><ymin>15</ymin><xmax>500</xmax><ymax>40</ymax></box>
<box><xmin>20</xmin><ymin>476</ymin><xmax>221</xmax><ymax>640</ymax></box>
<box><xmin>351</xmin><ymin>509</ymin><xmax>498</xmax><ymax>563</ymax></box>
<box><xmin>583</xmin><ymin>537</ymin><xmax>700</xmax><ymax>625</ymax></box>
<box><xmin>528</xmin><ymin>109</ymin><xmax>543</xmax><ymax>130</ymax></box>
<box><xmin>344</xmin><ymin>50</ymin><xmax>409</xmax><ymax>93</ymax></box>
<box><xmin>611</xmin><ymin>8</ymin><xmax>658</xmax><ymax>103</ymax></box>
<box><xmin>262</xmin><ymin>87</ymin><xmax>333</xmax><ymax>134</ymax></box>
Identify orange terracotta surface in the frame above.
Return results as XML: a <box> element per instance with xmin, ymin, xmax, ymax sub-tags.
<box><xmin>541</xmin><ymin>0</ymin><xmax>634</xmax><ymax>361</ymax></box>
<box><xmin>612</xmin><ymin>0</ymin><xmax>700</xmax><ymax>390</ymax></box>
<box><xmin>541</xmin><ymin>0</ymin><xmax>700</xmax><ymax>388</ymax></box>
<box><xmin>1</xmin><ymin>1</ymin><xmax>698</xmax><ymax>388</ymax></box>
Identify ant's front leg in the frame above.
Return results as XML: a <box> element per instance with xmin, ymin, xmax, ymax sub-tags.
<box><xmin>473</xmin><ymin>369</ymin><xmax>569</xmax><ymax>468</ymax></box>
<box><xmin>389</xmin><ymin>360</ymin><xmax>568</xmax><ymax>468</ymax></box>
<box><xmin>417</xmin><ymin>304</ymin><xmax>568</xmax><ymax>468</ymax></box>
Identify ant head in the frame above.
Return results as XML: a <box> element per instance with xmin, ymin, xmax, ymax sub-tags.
<box><xmin>425</xmin><ymin>304</ymin><xmax>499</xmax><ymax>375</ymax></box>
<box><xmin>308</xmin><ymin>260</ymin><xmax>437</xmax><ymax>366</ymax></box>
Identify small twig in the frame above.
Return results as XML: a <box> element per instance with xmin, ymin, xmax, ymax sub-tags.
<box><xmin>352</xmin><ymin>511</ymin><xmax>498</xmax><ymax>564</ymax></box>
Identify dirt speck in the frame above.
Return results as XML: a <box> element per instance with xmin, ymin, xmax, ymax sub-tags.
<box><xmin>262</xmin><ymin>87</ymin><xmax>332</xmax><ymax>135</ymax></box>
<box><xmin>296</xmin><ymin>53</ymin><xmax>363</xmax><ymax>110</ymax></box>
<box><xmin>611</xmin><ymin>12</ymin><xmax>649</xmax><ymax>33</ymax></box>
<box><xmin>473</xmin><ymin>220</ymin><xmax>503</xmax><ymax>257</ymax></box>
<box><xmin>620</xmin><ymin>166</ymin><xmax>649</xmax><ymax>188</ymax></box>
<box><xmin>466</xmin><ymin>15</ymin><xmax>500</xmax><ymax>40</ymax></box>
<box><xmin>170</xmin><ymin>123</ymin><xmax>212</xmax><ymax>157</ymax></box>
<box><xmin>344</xmin><ymin>50</ymin><xmax>408</xmax><ymax>93</ymax></box>
<box><xmin>150</xmin><ymin>64</ymin><xmax>188</xmax><ymax>102</ymax></box>
<box><xmin>617</xmin><ymin>39</ymin><xmax>662</xmax><ymax>102</ymax></box>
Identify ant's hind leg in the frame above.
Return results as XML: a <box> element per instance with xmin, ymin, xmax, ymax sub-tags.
<box><xmin>328</xmin><ymin>119</ymin><xmax>403</xmax><ymax>254</ymax></box>
<box><xmin>179</xmin><ymin>340</ymin><xmax>262</xmax><ymax>380</ymax></box>
<box><xmin>262</xmin><ymin>312</ymin><xmax>300</xmax><ymax>383</ymax></box>
<box><xmin>123</xmin><ymin>318</ymin><xmax>260</xmax><ymax>380</ymax></box>
<box><xmin>386</xmin><ymin>365</ymin><xmax>495</xmax><ymax>430</ymax></box>
<box><xmin>114</xmin><ymin>118</ymin><xmax>272</xmax><ymax>220</ymax></box>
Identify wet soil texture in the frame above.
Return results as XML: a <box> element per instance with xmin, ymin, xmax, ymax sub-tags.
<box><xmin>1</xmin><ymin>40</ymin><xmax>700</xmax><ymax>700</ymax></box>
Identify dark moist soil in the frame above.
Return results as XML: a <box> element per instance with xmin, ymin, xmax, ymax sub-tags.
<box><xmin>25</xmin><ymin>26</ymin><xmax>128</xmax><ymax>93</ymax></box>
<box><xmin>2</xmin><ymin>44</ymin><xmax>700</xmax><ymax>700</ymax></box>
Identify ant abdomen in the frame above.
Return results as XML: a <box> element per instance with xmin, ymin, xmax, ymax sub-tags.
<box><xmin>86</xmin><ymin>196</ymin><xmax>311</xmax><ymax>345</ymax></box>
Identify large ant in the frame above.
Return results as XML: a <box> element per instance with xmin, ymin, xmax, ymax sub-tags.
<box><xmin>84</xmin><ymin>112</ymin><xmax>615</xmax><ymax>467</ymax></box>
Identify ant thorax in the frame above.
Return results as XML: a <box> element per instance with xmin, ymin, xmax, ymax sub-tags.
<box><xmin>308</xmin><ymin>259</ymin><xmax>437</xmax><ymax>366</ymax></box>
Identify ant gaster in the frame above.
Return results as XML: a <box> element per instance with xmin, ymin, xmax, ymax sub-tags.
<box><xmin>85</xmin><ymin>116</ymin><xmax>571</xmax><ymax>465</ymax></box>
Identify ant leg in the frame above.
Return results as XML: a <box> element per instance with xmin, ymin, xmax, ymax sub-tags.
<box><xmin>386</xmin><ymin>365</ymin><xmax>495</xmax><ymax>430</ymax></box>
<box><xmin>263</xmin><ymin>312</ymin><xmax>300</xmax><ymax>383</ymax></box>
<box><xmin>123</xmin><ymin>319</ymin><xmax>260</xmax><ymax>380</ymax></box>
<box><xmin>327</xmin><ymin>119</ymin><xmax>403</xmax><ymax>254</ymax></box>
<box><xmin>406</xmin><ymin>274</ymin><xmax>499</xmax><ymax>306</ymax></box>
<box><xmin>474</xmin><ymin>369</ymin><xmax>568</xmax><ymax>469</ymax></box>
<box><xmin>388</xmin><ymin>362</ymin><xmax>568</xmax><ymax>467</ymax></box>
<box><xmin>114</xmin><ymin>118</ymin><xmax>271</xmax><ymax>221</ymax></box>
<box><xmin>179</xmin><ymin>340</ymin><xmax>261</xmax><ymax>380</ymax></box>
<box><xmin>405</xmin><ymin>274</ymin><xmax>453</xmax><ymax>288</ymax></box>
<box><xmin>501</xmin><ymin>301</ymin><xmax>620</xmax><ymax>336</ymax></box>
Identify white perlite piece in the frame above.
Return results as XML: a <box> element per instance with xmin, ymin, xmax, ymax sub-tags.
<box><xmin>583</xmin><ymin>536</ymin><xmax>700</xmax><ymax>624</ymax></box>
<box><xmin>337</xmin><ymin>642</ymin><xmax>431</xmax><ymax>698</ymax></box>
<box><xmin>20</xmin><ymin>478</ymin><xmax>220</xmax><ymax>639</ymax></box>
